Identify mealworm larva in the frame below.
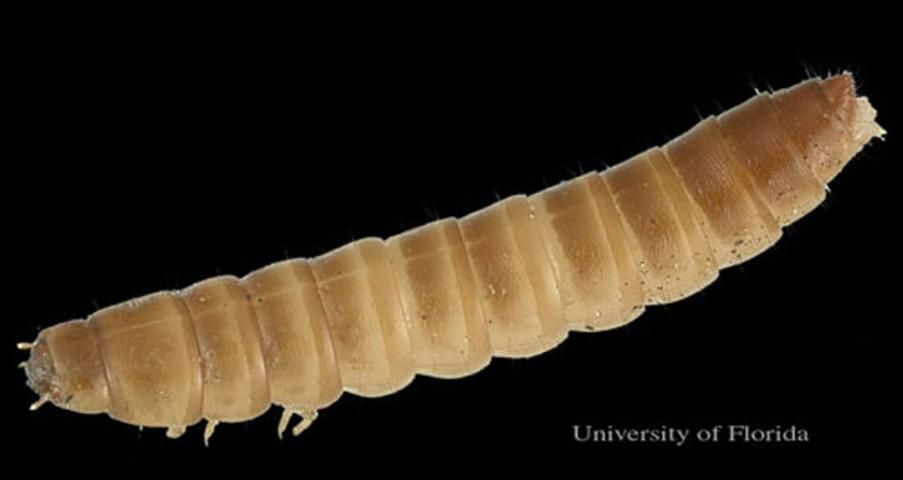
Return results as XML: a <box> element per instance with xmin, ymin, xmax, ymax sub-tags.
<box><xmin>19</xmin><ymin>72</ymin><xmax>885</xmax><ymax>444</ymax></box>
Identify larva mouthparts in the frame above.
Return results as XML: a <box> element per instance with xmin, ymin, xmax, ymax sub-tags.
<box><xmin>20</xmin><ymin>72</ymin><xmax>885</xmax><ymax>444</ymax></box>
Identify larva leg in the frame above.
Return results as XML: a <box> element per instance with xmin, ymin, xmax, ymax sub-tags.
<box><xmin>30</xmin><ymin>396</ymin><xmax>50</xmax><ymax>411</ymax></box>
<box><xmin>204</xmin><ymin>419</ymin><xmax>218</xmax><ymax>446</ymax></box>
<box><xmin>292</xmin><ymin>410</ymin><xmax>318</xmax><ymax>436</ymax></box>
<box><xmin>277</xmin><ymin>408</ymin><xmax>318</xmax><ymax>439</ymax></box>
<box><xmin>166</xmin><ymin>426</ymin><xmax>187</xmax><ymax>439</ymax></box>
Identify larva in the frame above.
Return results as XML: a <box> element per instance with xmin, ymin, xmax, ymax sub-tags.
<box><xmin>19</xmin><ymin>73</ymin><xmax>884</xmax><ymax>445</ymax></box>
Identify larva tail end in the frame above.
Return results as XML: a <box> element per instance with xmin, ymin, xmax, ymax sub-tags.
<box><xmin>819</xmin><ymin>72</ymin><xmax>886</xmax><ymax>181</ymax></box>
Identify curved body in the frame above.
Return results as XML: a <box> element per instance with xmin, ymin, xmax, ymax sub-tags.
<box><xmin>21</xmin><ymin>73</ymin><xmax>884</xmax><ymax>442</ymax></box>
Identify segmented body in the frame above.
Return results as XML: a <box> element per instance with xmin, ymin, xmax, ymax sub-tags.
<box><xmin>21</xmin><ymin>73</ymin><xmax>884</xmax><ymax>443</ymax></box>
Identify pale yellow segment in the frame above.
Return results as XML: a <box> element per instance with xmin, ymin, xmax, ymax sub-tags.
<box><xmin>584</xmin><ymin>174</ymin><xmax>647</xmax><ymax>323</ymax></box>
<box><xmin>181</xmin><ymin>276</ymin><xmax>270</xmax><ymax>422</ymax></box>
<box><xmin>604</xmin><ymin>149</ymin><xmax>704</xmax><ymax>304</ymax></box>
<box><xmin>311</xmin><ymin>238</ymin><xmax>414</xmax><ymax>397</ymax></box>
<box><xmin>242</xmin><ymin>260</ymin><xmax>342</xmax><ymax>409</ymax></box>
<box><xmin>90</xmin><ymin>292</ymin><xmax>203</xmax><ymax>428</ymax></box>
<box><xmin>531</xmin><ymin>174</ymin><xmax>624</xmax><ymax>330</ymax></box>
<box><xmin>504</xmin><ymin>197</ymin><xmax>567</xmax><ymax>347</ymax></box>
<box><xmin>386</xmin><ymin>218</ymin><xmax>491</xmax><ymax>378</ymax></box>
<box><xmin>647</xmin><ymin>148</ymin><xmax>720</xmax><ymax>295</ymax></box>
<box><xmin>459</xmin><ymin>195</ymin><xmax>566</xmax><ymax>357</ymax></box>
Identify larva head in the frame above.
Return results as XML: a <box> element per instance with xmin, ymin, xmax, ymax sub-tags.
<box><xmin>23</xmin><ymin>320</ymin><xmax>111</xmax><ymax>415</ymax></box>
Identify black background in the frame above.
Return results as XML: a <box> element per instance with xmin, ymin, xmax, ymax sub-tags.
<box><xmin>6</xmin><ymin>9</ymin><xmax>898</xmax><ymax>472</ymax></box>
